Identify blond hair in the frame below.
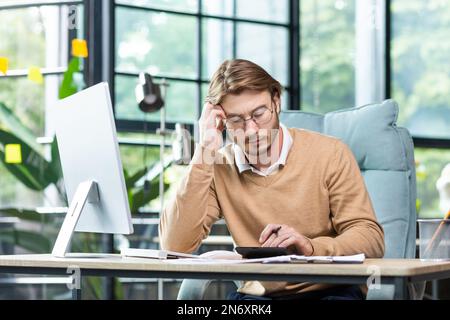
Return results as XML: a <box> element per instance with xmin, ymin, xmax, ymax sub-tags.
<box><xmin>205</xmin><ymin>59</ymin><xmax>283</xmax><ymax>105</ymax></box>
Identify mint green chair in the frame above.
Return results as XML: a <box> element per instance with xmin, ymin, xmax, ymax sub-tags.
<box><xmin>177</xmin><ymin>99</ymin><xmax>417</xmax><ymax>300</ymax></box>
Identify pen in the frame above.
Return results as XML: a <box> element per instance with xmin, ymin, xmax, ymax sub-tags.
<box><xmin>424</xmin><ymin>209</ymin><xmax>450</xmax><ymax>256</ymax></box>
<box><xmin>272</xmin><ymin>226</ymin><xmax>282</xmax><ymax>237</ymax></box>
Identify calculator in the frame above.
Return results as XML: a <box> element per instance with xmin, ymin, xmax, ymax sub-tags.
<box><xmin>235</xmin><ymin>247</ymin><xmax>289</xmax><ymax>259</ymax></box>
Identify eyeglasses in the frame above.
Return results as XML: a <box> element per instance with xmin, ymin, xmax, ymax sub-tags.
<box><xmin>223</xmin><ymin>103</ymin><xmax>275</xmax><ymax>129</ymax></box>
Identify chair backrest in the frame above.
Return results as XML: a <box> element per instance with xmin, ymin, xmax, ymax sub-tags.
<box><xmin>280</xmin><ymin>99</ymin><xmax>417</xmax><ymax>258</ymax></box>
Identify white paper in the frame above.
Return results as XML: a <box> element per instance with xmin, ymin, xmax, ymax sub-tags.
<box><xmin>165</xmin><ymin>254</ymin><xmax>365</xmax><ymax>265</ymax></box>
<box><xmin>165</xmin><ymin>255</ymin><xmax>292</xmax><ymax>265</ymax></box>
<box><xmin>290</xmin><ymin>253</ymin><xmax>365</xmax><ymax>263</ymax></box>
<box><xmin>330</xmin><ymin>253</ymin><xmax>365</xmax><ymax>263</ymax></box>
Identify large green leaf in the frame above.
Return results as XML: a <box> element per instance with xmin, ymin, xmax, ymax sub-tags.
<box><xmin>125</xmin><ymin>162</ymin><xmax>173</xmax><ymax>214</ymax></box>
<box><xmin>83</xmin><ymin>276</ymin><xmax>103</xmax><ymax>300</ymax></box>
<box><xmin>49</xmin><ymin>136</ymin><xmax>66</xmax><ymax>203</ymax></box>
<box><xmin>0</xmin><ymin>207</ymin><xmax>44</xmax><ymax>222</ymax></box>
<box><xmin>130</xmin><ymin>177</ymin><xmax>169</xmax><ymax>213</ymax></box>
<box><xmin>0</xmin><ymin>102</ymin><xmax>43</xmax><ymax>153</ymax></box>
<box><xmin>114</xmin><ymin>279</ymin><xmax>125</xmax><ymax>300</ymax></box>
<box><xmin>126</xmin><ymin>159</ymin><xmax>173</xmax><ymax>191</ymax></box>
<box><xmin>123</xmin><ymin>169</ymin><xmax>133</xmax><ymax>210</ymax></box>
<box><xmin>59</xmin><ymin>57</ymin><xmax>85</xmax><ymax>99</ymax></box>
<box><xmin>0</xmin><ymin>148</ymin><xmax>42</xmax><ymax>190</ymax></box>
<box><xmin>0</xmin><ymin>129</ymin><xmax>58</xmax><ymax>190</ymax></box>
<box><xmin>49</xmin><ymin>136</ymin><xmax>64</xmax><ymax>188</ymax></box>
<box><xmin>0</xmin><ymin>228</ymin><xmax>15</xmax><ymax>246</ymax></box>
<box><xmin>125</xmin><ymin>166</ymin><xmax>160</xmax><ymax>213</ymax></box>
<box><xmin>125</xmin><ymin>167</ymin><xmax>148</xmax><ymax>190</ymax></box>
<box><xmin>13</xmin><ymin>229</ymin><xmax>53</xmax><ymax>253</ymax></box>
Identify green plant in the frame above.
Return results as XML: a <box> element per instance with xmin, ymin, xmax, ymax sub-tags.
<box><xmin>59</xmin><ymin>58</ymin><xmax>85</xmax><ymax>99</ymax></box>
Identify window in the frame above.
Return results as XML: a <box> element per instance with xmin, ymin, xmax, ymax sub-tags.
<box><xmin>415</xmin><ymin>148</ymin><xmax>450</xmax><ymax>218</ymax></box>
<box><xmin>120</xmin><ymin>0</ymin><xmax>198</xmax><ymax>13</ymax></box>
<box><xmin>0</xmin><ymin>1</ymin><xmax>83</xmax><ymax>207</ymax></box>
<box><xmin>114</xmin><ymin>0</ymin><xmax>291</xmax><ymax>129</ymax></box>
<box><xmin>115</xmin><ymin>8</ymin><xmax>197</xmax><ymax>78</ymax></box>
<box><xmin>236</xmin><ymin>23</ymin><xmax>288</xmax><ymax>86</ymax></box>
<box><xmin>300</xmin><ymin>0</ymin><xmax>356</xmax><ymax>113</ymax></box>
<box><xmin>391</xmin><ymin>0</ymin><xmax>450</xmax><ymax>139</ymax></box>
<box><xmin>115</xmin><ymin>75</ymin><xmax>198</xmax><ymax>123</ymax></box>
<box><xmin>236</xmin><ymin>0</ymin><xmax>288</xmax><ymax>23</ymax></box>
<box><xmin>201</xmin><ymin>18</ymin><xmax>233</xmax><ymax>80</ymax></box>
<box><xmin>390</xmin><ymin>0</ymin><xmax>450</xmax><ymax>219</ymax></box>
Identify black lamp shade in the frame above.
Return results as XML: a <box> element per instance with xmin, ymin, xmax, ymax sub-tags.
<box><xmin>135</xmin><ymin>72</ymin><xmax>164</xmax><ymax>112</ymax></box>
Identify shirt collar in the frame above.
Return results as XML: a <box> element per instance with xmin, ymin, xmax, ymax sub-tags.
<box><xmin>233</xmin><ymin>123</ymin><xmax>293</xmax><ymax>176</ymax></box>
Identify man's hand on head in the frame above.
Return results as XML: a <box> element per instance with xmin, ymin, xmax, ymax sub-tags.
<box><xmin>199</xmin><ymin>102</ymin><xmax>226</xmax><ymax>152</ymax></box>
<box><xmin>259</xmin><ymin>224</ymin><xmax>314</xmax><ymax>256</ymax></box>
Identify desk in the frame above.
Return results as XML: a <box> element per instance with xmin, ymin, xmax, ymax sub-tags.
<box><xmin>1</xmin><ymin>254</ymin><xmax>450</xmax><ymax>300</ymax></box>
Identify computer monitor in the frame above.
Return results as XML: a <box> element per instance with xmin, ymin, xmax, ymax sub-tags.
<box><xmin>51</xmin><ymin>82</ymin><xmax>133</xmax><ymax>257</ymax></box>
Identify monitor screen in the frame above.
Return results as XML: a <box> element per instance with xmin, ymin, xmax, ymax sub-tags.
<box><xmin>51</xmin><ymin>82</ymin><xmax>133</xmax><ymax>235</ymax></box>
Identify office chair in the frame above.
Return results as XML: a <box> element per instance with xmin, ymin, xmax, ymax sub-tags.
<box><xmin>177</xmin><ymin>99</ymin><xmax>417</xmax><ymax>300</ymax></box>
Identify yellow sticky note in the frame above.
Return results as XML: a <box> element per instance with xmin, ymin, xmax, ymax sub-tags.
<box><xmin>0</xmin><ymin>57</ymin><xmax>8</xmax><ymax>75</ymax></box>
<box><xmin>28</xmin><ymin>66</ymin><xmax>44</xmax><ymax>84</ymax></box>
<box><xmin>72</xmin><ymin>39</ymin><xmax>88</xmax><ymax>58</ymax></box>
<box><xmin>5</xmin><ymin>144</ymin><xmax>22</xmax><ymax>164</ymax></box>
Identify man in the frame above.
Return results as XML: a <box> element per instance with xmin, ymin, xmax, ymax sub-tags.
<box><xmin>159</xmin><ymin>59</ymin><xmax>385</xmax><ymax>300</ymax></box>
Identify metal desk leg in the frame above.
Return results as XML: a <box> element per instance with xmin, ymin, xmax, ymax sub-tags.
<box><xmin>72</xmin><ymin>286</ymin><xmax>82</xmax><ymax>300</ymax></box>
<box><xmin>393</xmin><ymin>277</ymin><xmax>408</xmax><ymax>300</ymax></box>
<box><xmin>432</xmin><ymin>280</ymin><xmax>439</xmax><ymax>300</ymax></box>
<box><xmin>69</xmin><ymin>270</ymin><xmax>82</xmax><ymax>300</ymax></box>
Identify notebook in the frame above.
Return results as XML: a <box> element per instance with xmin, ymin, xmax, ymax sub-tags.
<box><xmin>121</xmin><ymin>248</ymin><xmax>199</xmax><ymax>259</ymax></box>
<box><xmin>120</xmin><ymin>248</ymin><xmax>243</xmax><ymax>260</ymax></box>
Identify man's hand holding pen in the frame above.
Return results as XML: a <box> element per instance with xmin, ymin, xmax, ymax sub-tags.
<box><xmin>259</xmin><ymin>224</ymin><xmax>314</xmax><ymax>256</ymax></box>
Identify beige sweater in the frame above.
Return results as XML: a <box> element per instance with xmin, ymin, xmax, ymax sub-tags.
<box><xmin>159</xmin><ymin>128</ymin><xmax>385</xmax><ymax>297</ymax></box>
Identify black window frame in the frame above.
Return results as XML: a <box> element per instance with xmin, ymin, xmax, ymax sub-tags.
<box><xmin>385</xmin><ymin>0</ymin><xmax>450</xmax><ymax>149</ymax></box>
<box><xmin>0</xmin><ymin>0</ymin><xmax>83</xmax><ymax>78</ymax></box>
<box><xmin>2</xmin><ymin>0</ymin><xmax>448</xmax><ymax>147</ymax></box>
<box><xmin>110</xmin><ymin>0</ymin><xmax>300</xmax><ymax>133</ymax></box>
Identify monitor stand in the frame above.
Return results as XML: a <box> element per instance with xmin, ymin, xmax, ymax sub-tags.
<box><xmin>52</xmin><ymin>180</ymin><xmax>99</xmax><ymax>258</ymax></box>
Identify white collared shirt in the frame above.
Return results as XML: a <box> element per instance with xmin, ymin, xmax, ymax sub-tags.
<box><xmin>233</xmin><ymin>123</ymin><xmax>293</xmax><ymax>177</ymax></box>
